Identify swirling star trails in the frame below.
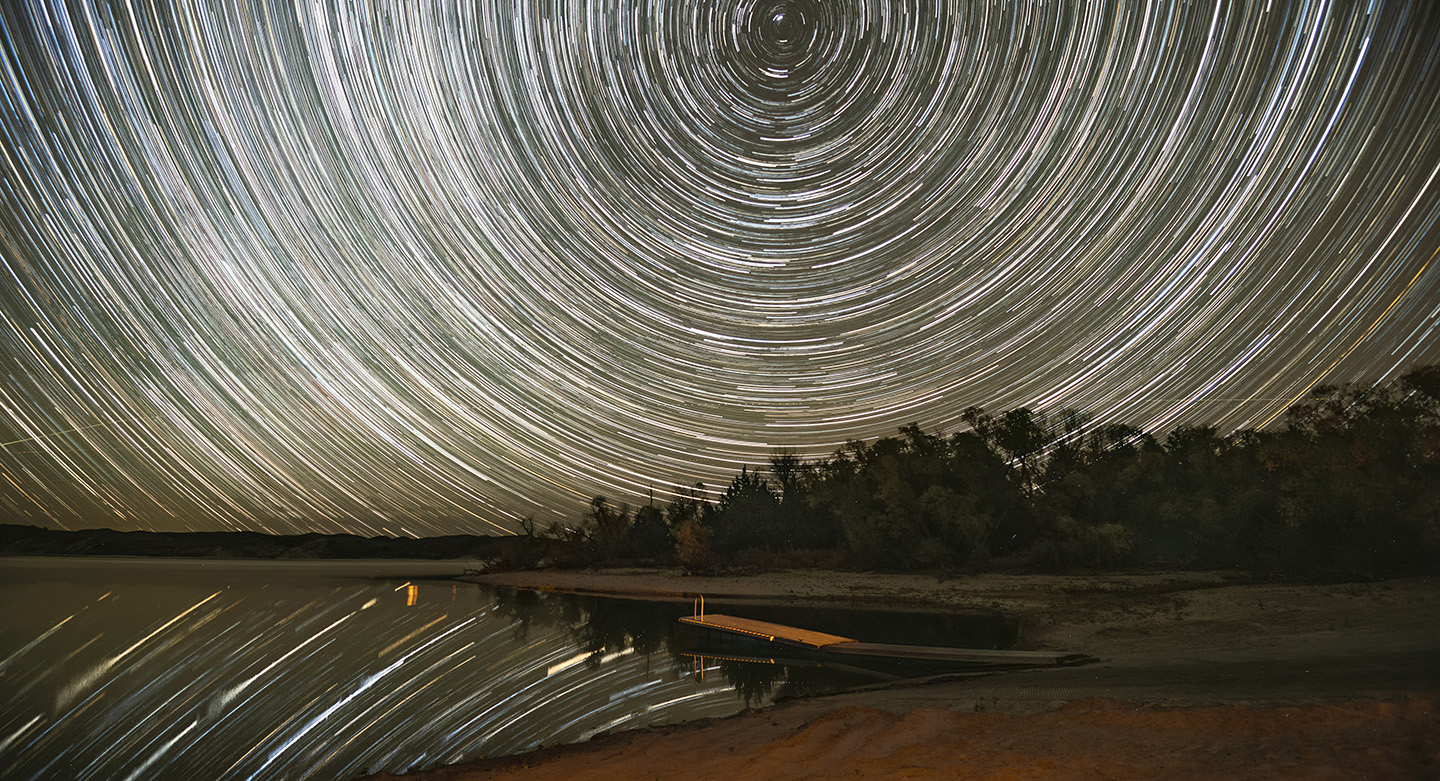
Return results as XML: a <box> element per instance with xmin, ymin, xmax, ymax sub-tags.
<box><xmin>1</xmin><ymin>0</ymin><xmax>1437</xmax><ymax>533</ymax></box>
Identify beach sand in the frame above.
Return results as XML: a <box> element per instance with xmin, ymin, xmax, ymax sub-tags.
<box><xmin>366</xmin><ymin>569</ymin><xmax>1439</xmax><ymax>780</ymax></box>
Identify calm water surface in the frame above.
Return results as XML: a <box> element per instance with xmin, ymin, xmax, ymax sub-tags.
<box><xmin>0</xmin><ymin>557</ymin><xmax>759</xmax><ymax>780</ymax></box>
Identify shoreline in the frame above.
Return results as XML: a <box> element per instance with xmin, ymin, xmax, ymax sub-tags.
<box><xmin>362</xmin><ymin>568</ymin><xmax>1439</xmax><ymax>780</ymax></box>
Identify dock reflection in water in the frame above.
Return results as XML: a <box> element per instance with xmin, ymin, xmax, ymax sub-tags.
<box><xmin>0</xmin><ymin>558</ymin><xmax>748</xmax><ymax>780</ymax></box>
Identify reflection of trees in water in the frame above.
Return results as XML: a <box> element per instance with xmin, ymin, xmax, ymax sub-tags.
<box><xmin>485</xmin><ymin>586</ymin><xmax>684</xmax><ymax>664</ymax></box>
<box><xmin>704</xmin><ymin>653</ymin><xmax>946</xmax><ymax>705</ymax></box>
<box><xmin>710</xmin><ymin>657</ymin><xmax>786</xmax><ymax>706</ymax></box>
<box><xmin>569</xmin><ymin>594</ymin><xmax>679</xmax><ymax>663</ymax></box>
<box><xmin>488</xmin><ymin>587</ymin><xmax>568</xmax><ymax>643</ymax></box>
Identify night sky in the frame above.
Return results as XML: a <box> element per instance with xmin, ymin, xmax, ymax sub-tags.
<box><xmin>2</xmin><ymin>1</ymin><xmax>1437</xmax><ymax>536</ymax></box>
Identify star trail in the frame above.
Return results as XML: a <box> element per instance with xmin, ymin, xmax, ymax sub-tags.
<box><xmin>2</xmin><ymin>0</ymin><xmax>1437</xmax><ymax>535</ymax></box>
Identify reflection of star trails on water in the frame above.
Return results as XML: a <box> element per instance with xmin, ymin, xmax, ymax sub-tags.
<box><xmin>0</xmin><ymin>566</ymin><xmax>763</xmax><ymax>779</ymax></box>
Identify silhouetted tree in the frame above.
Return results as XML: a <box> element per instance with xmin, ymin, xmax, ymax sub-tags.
<box><xmin>622</xmin><ymin>502</ymin><xmax>672</xmax><ymax>560</ymax></box>
<box><xmin>711</xmin><ymin>467</ymin><xmax>781</xmax><ymax>554</ymax></box>
<box><xmin>770</xmin><ymin>449</ymin><xmax>841</xmax><ymax>550</ymax></box>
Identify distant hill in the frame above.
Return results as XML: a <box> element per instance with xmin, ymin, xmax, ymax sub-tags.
<box><xmin>0</xmin><ymin>524</ymin><xmax>520</xmax><ymax>561</ymax></box>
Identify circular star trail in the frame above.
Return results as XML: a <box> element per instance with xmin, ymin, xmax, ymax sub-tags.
<box><xmin>2</xmin><ymin>1</ymin><xmax>1438</xmax><ymax>534</ymax></box>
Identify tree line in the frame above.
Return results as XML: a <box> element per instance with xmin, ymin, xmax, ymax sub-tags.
<box><xmin>540</xmin><ymin>365</ymin><xmax>1439</xmax><ymax>578</ymax></box>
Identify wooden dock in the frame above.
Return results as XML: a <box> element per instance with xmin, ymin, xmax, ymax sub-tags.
<box><xmin>678</xmin><ymin>614</ymin><xmax>855</xmax><ymax>649</ymax></box>
<box><xmin>680</xmin><ymin>613</ymin><xmax>1088</xmax><ymax>668</ymax></box>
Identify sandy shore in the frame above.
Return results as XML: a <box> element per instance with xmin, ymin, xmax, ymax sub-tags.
<box><xmin>368</xmin><ymin>569</ymin><xmax>1439</xmax><ymax>780</ymax></box>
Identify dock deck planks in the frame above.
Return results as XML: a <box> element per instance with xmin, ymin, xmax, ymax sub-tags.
<box><xmin>679</xmin><ymin>614</ymin><xmax>856</xmax><ymax>648</ymax></box>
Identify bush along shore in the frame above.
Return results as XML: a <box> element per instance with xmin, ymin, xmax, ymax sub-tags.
<box><xmin>533</xmin><ymin>365</ymin><xmax>1440</xmax><ymax>580</ymax></box>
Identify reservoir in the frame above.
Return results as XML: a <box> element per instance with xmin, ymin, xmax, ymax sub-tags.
<box><xmin>0</xmin><ymin>557</ymin><xmax>756</xmax><ymax>780</ymax></box>
<box><xmin>0</xmin><ymin>557</ymin><xmax>1017</xmax><ymax>780</ymax></box>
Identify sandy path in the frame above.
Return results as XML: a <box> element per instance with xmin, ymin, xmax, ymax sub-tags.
<box><xmin>366</xmin><ymin>569</ymin><xmax>1439</xmax><ymax>780</ymax></box>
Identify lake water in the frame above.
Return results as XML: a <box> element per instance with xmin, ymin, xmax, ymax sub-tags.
<box><xmin>0</xmin><ymin>557</ymin><xmax>760</xmax><ymax>780</ymax></box>
<box><xmin>0</xmin><ymin>557</ymin><xmax>1017</xmax><ymax>780</ymax></box>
